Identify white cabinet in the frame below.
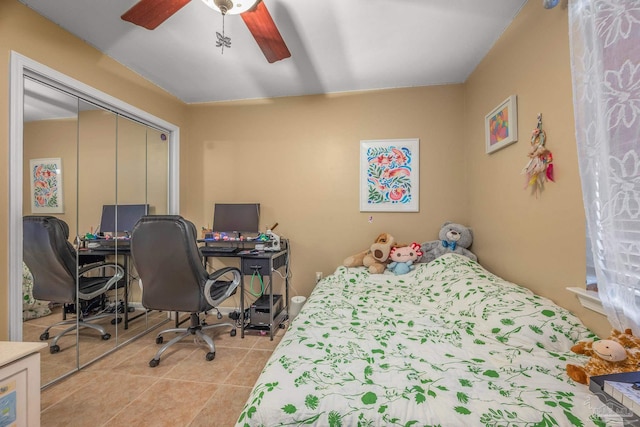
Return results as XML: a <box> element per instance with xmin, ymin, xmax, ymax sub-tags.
<box><xmin>0</xmin><ymin>342</ymin><xmax>47</xmax><ymax>427</ymax></box>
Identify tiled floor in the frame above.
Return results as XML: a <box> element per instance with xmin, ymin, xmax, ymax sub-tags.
<box><xmin>24</xmin><ymin>307</ymin><xmax>171</xmax><ymax>386</ymax></box>
<box><xmin>39</xmin><ymin>317</ymin><xmax>284</xmax><ymax>427</ymax></box>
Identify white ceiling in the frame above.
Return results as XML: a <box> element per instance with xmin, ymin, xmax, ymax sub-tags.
<box><xmin>18</xmin><ymin>0</ymin><xmax>529</xmax><ymax>105</ymax></box>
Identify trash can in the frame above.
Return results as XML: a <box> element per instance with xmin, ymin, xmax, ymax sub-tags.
<box><xmin>289</xmin><ymin>296</ymin><xmax>306</xmax><ymax>320</ymax></box>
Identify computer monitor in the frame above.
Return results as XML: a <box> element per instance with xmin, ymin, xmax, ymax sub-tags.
<box><xmin>212</xmin><ymin>203</ymin><xmax>260</xmax><ymax>235</ymax></box>
<box><xmin>99</xmin><ymin>204</ymin><xmax>149</xmax><ymax>235</ymax></box>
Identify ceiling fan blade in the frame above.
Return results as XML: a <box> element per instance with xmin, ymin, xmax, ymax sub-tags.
<box><xmin>121</xmin><ymin>0</ymin><xmax>191</xmax><ymax>30</ymax></box>
<box><xmin>241</xmin><ymin>1</ymin><xmax>291</xmax><ymax>63</ymax></box>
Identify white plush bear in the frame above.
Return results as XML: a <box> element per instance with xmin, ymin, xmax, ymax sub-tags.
<box><xmin>420</xmin><ymin>222</ymin><xmax>477</xmax><ymax>264</ymax></box>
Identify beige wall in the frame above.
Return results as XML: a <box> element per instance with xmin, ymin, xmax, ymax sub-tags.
<box><xmin>464</xmin><ymin>1</ymin><xmax>607</xmax><ymax>337</ymax></box>
<box><xmin>0</xmin><ymin>0</ymin><xmax>187</xmax><ymax>339</ymax></box>
<box><xmin>183</xmin><ymin>85</ymin><xmax>469</xmax><ymax>301</ymax></box>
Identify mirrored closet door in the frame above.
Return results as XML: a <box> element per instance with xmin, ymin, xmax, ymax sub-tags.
<box><xmin>112</xmin><ymin>116</ymin><xmax>170</xmax><ymax>345</ymax></box>
<box><xmin>19</xmin><ymin>73</ymin><xmax>173</xmax><ymax>387</ymax></box>
<box><xmin>77</xmin><ymin>101</ymin><xmax>119</xmax><ymax>368</ymax></box>
<box><xmin>22</xmin><ymin>78</ymin><xmax>81</xmax><ymax>384</ymax></box>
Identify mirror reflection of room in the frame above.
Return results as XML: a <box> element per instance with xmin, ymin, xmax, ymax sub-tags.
<box><xmin>21</xmin><ymin>78</ymin><xmax>170</xmax><ymax>386</ymax></box>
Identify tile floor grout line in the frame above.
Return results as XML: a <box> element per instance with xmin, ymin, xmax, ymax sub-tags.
<box><xmin>187</xmin><ymin>384</ymin><xmax>224</xmax><ymax>426</ymax></box>
<box><xmin>98</xmin><ymin>375</ymin><xmax>163</xmax><ymax>427</ymax></box>
<box><xmin>40</xmin><ymin>370</ymin><xmax>105</xmax><ymax>412</ymax></box>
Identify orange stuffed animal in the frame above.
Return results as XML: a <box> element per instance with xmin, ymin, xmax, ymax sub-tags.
<box><xmin>566</xmin><ymin>328</ymin><xmax>640</xmax><ymax>385</ymax></box>
<box><xmin>343</xmin><ymin>233</ymin><xmax>397</xmax><ymax>274</ymax></box>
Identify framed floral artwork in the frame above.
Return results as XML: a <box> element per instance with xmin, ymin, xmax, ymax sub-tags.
<box><xmin>29</xmin><ymin>158</ymin><xmax>64</xmax><ymax>213</ymax></box>
<box><xmin>360</xmin><ymin>138</ymin><xmax>419</xmax><ymax>212</ymax></box>
<box><xmin>485</xmin><ymin>95</ymin><xmax>518</xmax><ymax>154</ymax></box>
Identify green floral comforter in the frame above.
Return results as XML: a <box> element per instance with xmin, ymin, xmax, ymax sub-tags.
<box><xmin>236</xmin><ymin>254</ymin><xmax>619</xmax><ymax>426</ymax></box>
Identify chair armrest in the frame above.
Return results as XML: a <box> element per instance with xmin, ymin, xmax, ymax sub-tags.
<box><xmin>77</xmin><ymin>262</ymin><xmax>125</xmax><ymax>300</ymax></box>
<box><xmin>78</xmin><ymin>261</ymin><xmax>124</xmax><ymax>278</ymax></box>
<box><xmin>204</xmin><ymin>267</ymin><xmax>241</xmax><ymax>307</ymax></box>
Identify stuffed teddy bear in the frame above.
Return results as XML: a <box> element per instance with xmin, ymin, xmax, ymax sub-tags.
<box><xmin>420</xmin><ymin>222</ymin><xmax>477</xmax><ymax>264</ymax></box>
<box><xmin>387</xmin><ymin>242</ymin><xmax>423</xmax><ymax>275</ymax></box>
<box><xmin>566</xmin><ymin>328</ymin><xmax>640</xmax><ymax>385</ymax></box>
<box><xmin>343</xmin><ymin>233</ymin><xmax>396</xmax><ymax>274</ymax></box>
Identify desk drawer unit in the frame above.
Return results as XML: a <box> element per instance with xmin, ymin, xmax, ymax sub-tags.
<box><xmin>242</xmin><ymin>257</ymin><xmax>271</xmax><ymax>275</ymax></box>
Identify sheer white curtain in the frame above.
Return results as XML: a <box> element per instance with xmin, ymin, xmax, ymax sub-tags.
<box><xmin>569</xmin><ymin>0</ymin><xmax>640</xmax><ymax>333</ymax></box>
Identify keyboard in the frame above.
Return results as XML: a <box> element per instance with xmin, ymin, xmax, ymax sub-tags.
<box><xmin>85</xmin><ymin>239</ymin><xmax>130</xmax><ymax>249</ymax></box>
<box><xmin>210</xmin><ymin>247</ymin><xmax>237</xmax><ymax>253</ymax></box>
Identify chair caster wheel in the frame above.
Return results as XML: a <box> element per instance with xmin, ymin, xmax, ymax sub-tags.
<box><xmin>149</xmin><ymin>359</ymin><xmax>159</xmax><ymax>368</ymax></box>
<box><xmin>217</xmin><ymin>312</ymin><xmax>223</xmax><ymax>320</ymax></box>
<box><xmin>206</xmin><ymin>352</ymin><xmax>215</xmax><ymax>361</ymax></box>
<box><xmin>50</xmin><ymin>345</ymin><xmax>60</xmax><ymax>354</ymax></box>
<box><xmin>40</xmin><ymin>332</ymin><xmax>49</xmax><ymax>341</ymax></box>
<box><xmin>102</xmin><ymin>333</ymin><xmax>111</xmax><ymax>340</ymax></box>
<box><xmin>230</xmin><ymin>329</ymin><xmax>237</xmax><ymax>337</ymax></box>
<box><xmin>111</xmin><ymin>318</ymin><xmax>123</xmax><ymax>325</ymax></box>
<box><xmin>156</xmin><ymin>336</ymin><xmax>164</xmax><ymax>344</ymax></box>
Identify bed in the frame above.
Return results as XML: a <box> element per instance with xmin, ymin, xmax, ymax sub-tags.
<box><xmin>236</xmin><ymin>254</ymin><xmax>619</xmax><ymax>426</ymax></box>
<box><xmin>22</xmin><ymin>261</ymin><xmax>52</xmax><ymax>321</ymax></box>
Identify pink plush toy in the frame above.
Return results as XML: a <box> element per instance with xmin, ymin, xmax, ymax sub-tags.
<box><xmin>387</xmin><ymin>243</ymin><xmax>423</xmax><ymax>275</ymax></box>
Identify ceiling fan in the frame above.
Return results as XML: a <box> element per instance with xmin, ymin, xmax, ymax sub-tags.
<box><xmin>121</xmin><ymin>0</ymin><xmax>291</xmax><ymax>63</ymax></box>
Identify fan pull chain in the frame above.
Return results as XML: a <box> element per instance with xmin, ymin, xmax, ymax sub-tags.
<box><xmin>215</xmin><ymin>13</ymin><xmax>231</xmax><ymax>55</ymax></box>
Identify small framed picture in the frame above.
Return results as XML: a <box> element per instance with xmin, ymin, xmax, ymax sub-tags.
<box><xmin>29</xmin><ymin>157</ymin><xmax>64</xmax><ymax>213</ymax></box>
<box><xmin>359</xmin><ymin>138</ymin><xmax>419</xmax><ymax>212</ymax></box>
<box><xmin>485</xmin><ymin>95</ymin><xmax>518</xmax><ymax>154</ymax></box>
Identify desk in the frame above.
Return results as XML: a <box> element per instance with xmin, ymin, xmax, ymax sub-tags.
<box><xmin>77</xmin><ymin>246</ymin><xmax>138</xmax><ymax>329</ymax></box>
<box><xmin>200</xmin><ymin>246</ymin><xmax>289</xmax><ymax>340</ymax></box>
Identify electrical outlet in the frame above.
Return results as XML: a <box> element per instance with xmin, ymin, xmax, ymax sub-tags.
<box><xmin>315</xmin><ymin>272</ymin><xmax>323</xmax><ymax>283</ymax></box>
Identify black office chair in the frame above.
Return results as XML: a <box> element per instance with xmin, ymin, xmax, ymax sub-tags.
<box><xmin>23</xmin><ymin>216</ymin><xmax>124</xmax><ymax>354</ymax></box>
<box><xmin>131</xmin><ymin>215</ymin><xmax>241</xmax><ymax>367</ymax></box>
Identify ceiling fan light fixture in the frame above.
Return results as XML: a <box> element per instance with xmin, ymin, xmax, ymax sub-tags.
<box><xmin>202</xmin><ymin>0</ymin><xmax>259</xmax><ymax>15</ymax></box>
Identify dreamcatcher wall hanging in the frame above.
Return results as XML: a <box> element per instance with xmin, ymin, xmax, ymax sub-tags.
<box><xmin>522</xmin><ymin>113</ymin><xmax>554</xmax><ymax>195</ymax></box>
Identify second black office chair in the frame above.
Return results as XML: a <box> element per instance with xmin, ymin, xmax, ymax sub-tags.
<box><xmin>131</xmin><ymin>215</ymin><xmax>241</xmax><ymax>367</ymax></box>
<box><xmin>23</xmin><ymin>216</ymin><xmax>125</xmax><ymax>354</ymax></box>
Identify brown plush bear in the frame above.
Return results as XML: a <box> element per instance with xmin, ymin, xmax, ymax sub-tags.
<box><xmin>566</xmin><ymin>328</ymin><xmax>640</xmax><ymax>384</ymax></box>
<box><xmin>343</xmin><ymin>233</ymin><xmax>396</xmax><ymax>274</ymax></box>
